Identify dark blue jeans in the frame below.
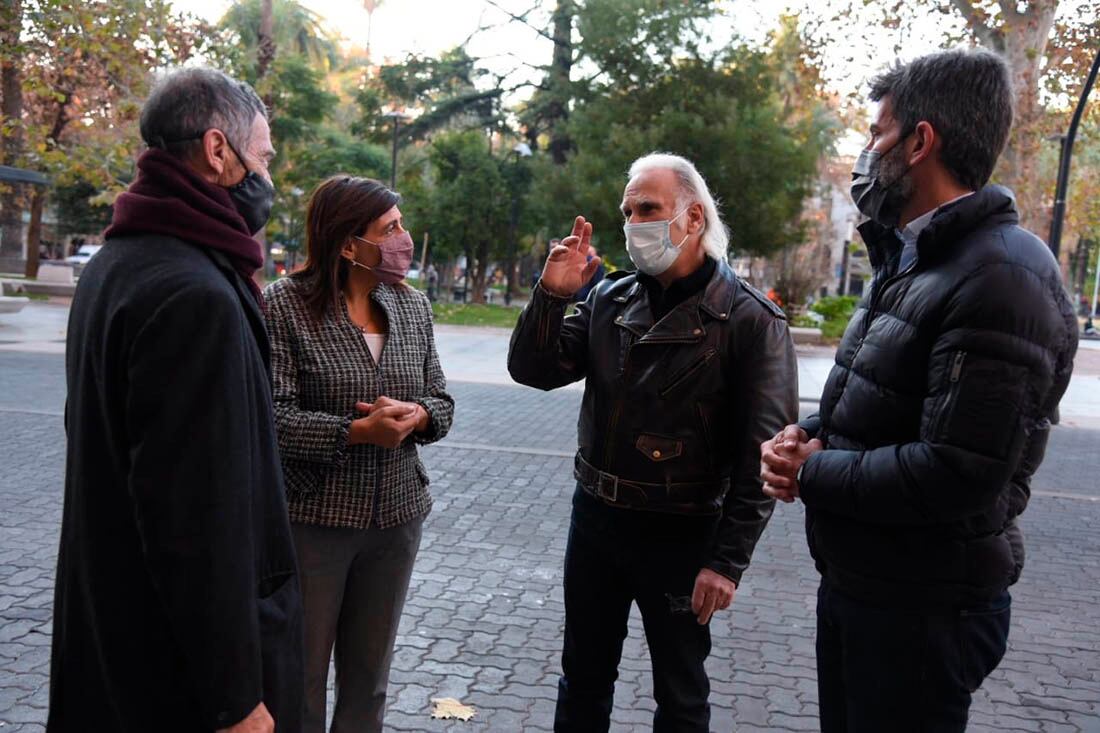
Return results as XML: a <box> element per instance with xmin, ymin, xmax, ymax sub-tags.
<box><xmin>554</xmin><ymin>488</ymin><xmax>715</xmax><ymax>732</ymax></box>
<box><xmin>816</xmin><ymin>578</ymin><xmax>1011</xmax><ymax>733</ymax></box>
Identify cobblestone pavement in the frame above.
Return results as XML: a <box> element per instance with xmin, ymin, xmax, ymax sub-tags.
<box><xmin>1</xmin><ymin>351</ymin><xmax>1098</xmax><ymax>732</ymax></box>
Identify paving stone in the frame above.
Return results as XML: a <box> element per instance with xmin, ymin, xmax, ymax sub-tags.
<box><xmin>2</xmin><ymin>355</ymin><xmax>1099</xmax><ymax>731</ymax></box>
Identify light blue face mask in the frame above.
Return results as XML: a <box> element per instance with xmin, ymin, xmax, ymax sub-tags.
<box><xmin>624</xmin><ymin>207</ymin><xmax>691</xmax><ymax>276</ymax></box>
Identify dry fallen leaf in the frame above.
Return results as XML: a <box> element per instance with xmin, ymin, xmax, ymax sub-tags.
<box><xmin>430</xmin><ymin>697</ymin><xmax>477</xmax><ymax>722</ymax></box>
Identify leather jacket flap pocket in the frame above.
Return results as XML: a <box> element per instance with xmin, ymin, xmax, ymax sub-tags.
<box><xmin>636</xmin><ymin>433</ymin><xmax>683</xmax><ymax>462</ymax></box>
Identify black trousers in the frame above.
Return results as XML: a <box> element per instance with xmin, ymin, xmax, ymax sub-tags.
<box><xmin>816</xmin><ymin>578</ymin><xmax>1011</xmax><ymax>733</ymax></box>
<box><xmin>554</xmin><ymin>488</ymin><xmax>715</xmax><ymax>732</ymax></box>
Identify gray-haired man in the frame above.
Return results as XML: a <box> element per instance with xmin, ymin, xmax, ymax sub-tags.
<box><xmin>509</xmin><ymin>153</ymin><xmax>798</xmax><ymax>731</ymax></box>
<box><xmin>49</xmin><ymin>67</ymin><xmax>301</xmax><ymax>733</ymax></box>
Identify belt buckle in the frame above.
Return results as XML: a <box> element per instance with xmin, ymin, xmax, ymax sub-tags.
<box><xmin>596</xmin><ymin>471</ymin><xmax>619</xmax><ymax>503</ymax></box>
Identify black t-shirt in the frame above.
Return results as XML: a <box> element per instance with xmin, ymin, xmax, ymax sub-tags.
<box><xmin>636</xmin><ymin>255</ymin><xmax>717</xmax><ymax>322</ymax></box>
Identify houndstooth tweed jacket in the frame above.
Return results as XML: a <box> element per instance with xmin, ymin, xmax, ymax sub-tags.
<box><xmin>264</xmin><ymin>276</ymin><xmax>454</xmax><ymax>529</ymax></box>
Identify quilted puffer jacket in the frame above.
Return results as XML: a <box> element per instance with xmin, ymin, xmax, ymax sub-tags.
<box><xmin>799</xmin><ymin>185</ymin><xmax>1078</xmax><ymax>608</ymax></box>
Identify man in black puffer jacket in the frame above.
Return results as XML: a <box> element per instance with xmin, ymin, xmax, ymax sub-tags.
<box><xmin>760</xmin><ymin>50</ymin><xmax>1078</xmax><ymax>733</ymax></box>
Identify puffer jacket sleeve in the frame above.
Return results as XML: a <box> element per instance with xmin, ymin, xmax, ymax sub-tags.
<box><xmin>507</xmin><ymin>281</ymin><xmax>591</xmax><ymax>390</ymax></box>
<box><xmin>412</xmin><ymin>295</ymin><xmax>454</xmax><ymax>444</ymax></box>
<box><xmin>799</xmin><ymin>259</ymin><xmax>1077</xmax><ymax>524</ymax></box>
<box><xmin>265</xmin><ymin>285</ymin><xmax>351</xmax><ymax>466</ymax></box>
<box><xmin>706</xmin><ymin>314</ymin><xmax>798</xmax><ymax>584</ymax></box>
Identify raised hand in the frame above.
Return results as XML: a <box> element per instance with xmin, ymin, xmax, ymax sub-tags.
<box><xmin>540</xmin><ymin>216</ymin><xmax>602</xmax><ymax>298</ymax></box>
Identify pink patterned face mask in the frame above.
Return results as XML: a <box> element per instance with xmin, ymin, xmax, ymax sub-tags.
<box><xmin>349</xmin><ymin>231</ymin><xmax>415</xmax><ymax>284</ymax></box>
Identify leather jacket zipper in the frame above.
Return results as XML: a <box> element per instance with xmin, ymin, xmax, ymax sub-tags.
<box><xmin>659</xmin><ymin>349</ymin><xmax>717</xmax><ymax>398</ymax></box>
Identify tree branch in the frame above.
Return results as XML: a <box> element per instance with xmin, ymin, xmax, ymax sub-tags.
<box><xmin>482</xmin><ymin>0</ymin><xmax>557</xmax><ymax>44</ymax></box>
<box><xmin>995</xmin><ymin>0</ymin><xmax>1025</xmax><ymax>23</ymax></box>
<box><xmin>948</xmin><ymin>0</ymin><xmax>1004</xmax><ymax>51</ymax></box>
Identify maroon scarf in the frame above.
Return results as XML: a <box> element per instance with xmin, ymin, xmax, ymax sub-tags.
<box><xmin>105</xmin><ymin>148</ymin><xmax>264</xmax><ymax>301</ymax></box>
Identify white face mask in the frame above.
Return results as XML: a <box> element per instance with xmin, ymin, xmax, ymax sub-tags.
<box><xmin>624</xmin><ymin>207</ymin><xmax>691</xmax><ymax>276</ymax></box>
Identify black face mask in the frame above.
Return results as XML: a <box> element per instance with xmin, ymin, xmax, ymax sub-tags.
<box><xmin>157</xmin><ymin>130</ymin><xmax>275</xmax><ymax>235</ymax></box>
<box><xmin>850</xmin><ymin>134</ymin><xmax>913</xmax><ymax>228</ymax></box>
<box><xmin>224</xmin><ymin>139</ymin><xmax>275</xmax><ymax>235</ymax></box>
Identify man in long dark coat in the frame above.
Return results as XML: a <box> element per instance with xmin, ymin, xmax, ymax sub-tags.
<box><xmin>48</xmin><ymin>67</ymin><xmax>303</xmax><ymax>733</ymax></box>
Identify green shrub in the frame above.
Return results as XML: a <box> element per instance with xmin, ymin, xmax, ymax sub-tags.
<box><xmin>810</xmin><ymin>295</ymin><xmax>859</xmax><ymax>322</ymax></box>
<box><xmin>806</xmin><ymin>295</ymin><xmax>860</xmax><ymax>341</ymax></box>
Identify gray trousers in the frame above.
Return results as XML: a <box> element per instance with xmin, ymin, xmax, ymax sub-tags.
<box><xmin>291</xmin><ymin>518</ymin><xmax>423</xmax><ymax>733</ymax></box>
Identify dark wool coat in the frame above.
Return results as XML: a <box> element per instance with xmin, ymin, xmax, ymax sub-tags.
<box><xmin>49</xmin><ymin>235</ymin><xmax>303</xmax><ymax>732</ymax></box>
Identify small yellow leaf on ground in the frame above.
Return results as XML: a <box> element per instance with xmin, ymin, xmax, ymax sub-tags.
<box><xmin>430</xmin><ymin>697</ymin><xmax>477</xmax><ymax>722</ymax></box>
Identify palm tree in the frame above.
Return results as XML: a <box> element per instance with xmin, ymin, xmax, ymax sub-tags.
<box><xmin>221</xmin><ymin>0</ymin><xmax>339</xmax><ymax>75</ymax></box>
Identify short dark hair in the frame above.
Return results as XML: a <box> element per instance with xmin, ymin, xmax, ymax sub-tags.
<box><xmin>870</xmin><ymin>49</ymin><xmax>1013</xmax><ymax>190</ymax></box>
<box><xmin>140</xmin><ymin>67</ymin><xmax>266</xmax><ymax>158</ymax></box>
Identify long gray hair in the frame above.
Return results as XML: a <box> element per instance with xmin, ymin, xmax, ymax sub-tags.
<box><xmin>628</xmin><ymin>152</ymin><xmax>730</xmax><ymax>261</ymax></box>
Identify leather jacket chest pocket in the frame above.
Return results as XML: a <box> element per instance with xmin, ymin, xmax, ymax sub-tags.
<box><xmin>636</xmin><ymin>433</ymin><xmax>684</xmax><ymax>462</ymax></box>
<box><xmin>658</xmin><ymin>348</ymin><xmax>719</xmax><ymax>398</ymax></box>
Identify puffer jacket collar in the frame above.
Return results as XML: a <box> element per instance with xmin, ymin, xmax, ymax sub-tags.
<box><xmin>859</xmin><ymin>184</ymin><xmax>1021</xmax><ymax>272</ymax></box>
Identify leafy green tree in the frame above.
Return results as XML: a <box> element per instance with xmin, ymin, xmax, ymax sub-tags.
<box><xmin>3</xmin><ymin>0</ymin><xmax>214</xmax><ymax>275</ymax></box>
<box><xmin>529</xmin><ymin>47</ymin><xmax>834</xmax><ymax>265</ymax></box>
<box><xmin>219</xmin><ymin>0</ymin><xmax>339</xmax><ymax>76</ymax></box>
<box><xmin>218</xmin><ymin>1</ymin><xmax>340</xmax><ymax>270</ymax></box>
<box><xmin>422</xmin><ymin>130</ymin><xmax>510</xmax><ymax>303</ymax></box>
<box><xmin>269</xmin><ymin>128</ymin><xmax>390</xmax><ymax>262</ymax></box>
<box><xmin>355</xmin><ymin>47</ymin><xmax>502</xmax><ymax>146</ymax></box>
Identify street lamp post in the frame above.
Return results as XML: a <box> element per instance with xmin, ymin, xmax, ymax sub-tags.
<box><xmin>1048</xmin><ymin>46</ymin><xmax>1100</xmax><ymax>260</ymax></box>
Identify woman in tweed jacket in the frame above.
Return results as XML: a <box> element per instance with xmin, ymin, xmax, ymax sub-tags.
<box><xmin>264</xmin><ymin>176</ymin><xmax>453</xmax><ymax>733</ymax></box>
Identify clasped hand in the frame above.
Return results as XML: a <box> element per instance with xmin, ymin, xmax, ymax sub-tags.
<box><xmin>349</xmin><ymin>395</ymin><xmax>428</xmax><ymax>449</ymax></box>
<box><xmin>759</xmin><ymin>425</ymin><xmax>823</xmax><ymax>503</ymax></box>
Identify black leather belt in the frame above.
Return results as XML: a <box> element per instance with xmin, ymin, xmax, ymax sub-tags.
<box><xmin>573</xmin><ymin>453</ymin><xmax>729</xmax><ymax>512</ymax></box>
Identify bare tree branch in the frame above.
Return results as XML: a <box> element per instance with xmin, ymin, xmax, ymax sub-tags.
<box><xmin>461</xmin><ymin>9</ymin><xmax>502</xmax><ymax>47</ymax></box>
<box><xmin>996</xmin><ymin>0</ymin><xmax>1026</xmax><ymax>23</ymax></box>
<box><xmin>479</xmin><ymin>51</ymin><xmax>547</xmax><ymax>73</ymax></box>
<box><xmin>482</xmin><ymin>0</ymin><xmax>557</xmax><ymax>45</ymax></box>
<box><xmin>948</xmin><ymin>0</ymin><xmax>1005</xmax><ymax>50</ymax></box>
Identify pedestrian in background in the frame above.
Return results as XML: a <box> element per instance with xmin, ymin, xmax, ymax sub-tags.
<box><xmin>761</xmin><ymin>49</ymin><xmax>1078</xmax><ymax>733</ymax></box>
<box><xmin>51</xmin><ymin>67</ymin><xmax>302</xmax><ymax>733</ymax></box>
<box><xmin>264</xmin><ymin>174</ymin><xmax>454</xmax><ymax>733</ymax></box>
<box><xmin>573</xmin><ymin>243</ymin><xmax>606</xmax><ymax>303</ymax></box>
<box><xmin>426</xmin><ymin>261</ymin><xmax>439</xmax><ymax>301</ymax></box>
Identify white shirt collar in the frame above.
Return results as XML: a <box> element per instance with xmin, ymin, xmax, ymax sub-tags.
<box><xmin>896</xmin><ymin>192</ymin><xmax>974</xmax><ymax>248</ymax></box>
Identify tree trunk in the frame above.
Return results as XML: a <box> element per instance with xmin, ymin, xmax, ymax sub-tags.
<box><xmin>0</xmin><ymin>0</ymin><xmax>25</xmax><ymax>259</ymax></box>
<box><xmin>470</xmin><ymin>239</ymin><xmax>490</xmax><ymax>304</ymax></box>
<box><xmin>256</xmin><ymin>0</ymin><xmax>276</xmax><ymax>273</ymax></box>
<box><xmin>257</xmin><ymin>0</ymin><xmax>276</xmax><ymax>82</ymax></box>
<box><xmin>23</xmin><ymin>186</ymin><xmax>43</xmax><ymax>279</ymax></box>
<box><xmin>547</xmin><ymin>0</ymin><xmax>574</xmax><ymax>165</ymax></box>
<box><xmin>959</xmin><ymin>0</ymin><xmax>1059</xmax><ymax>236</ymax></box>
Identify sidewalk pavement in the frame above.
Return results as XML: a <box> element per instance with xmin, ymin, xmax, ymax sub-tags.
<box><xmin>4</xmin><ymin>301</ymin><xmax>1099</xmax><ymax>420</ymax></box>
